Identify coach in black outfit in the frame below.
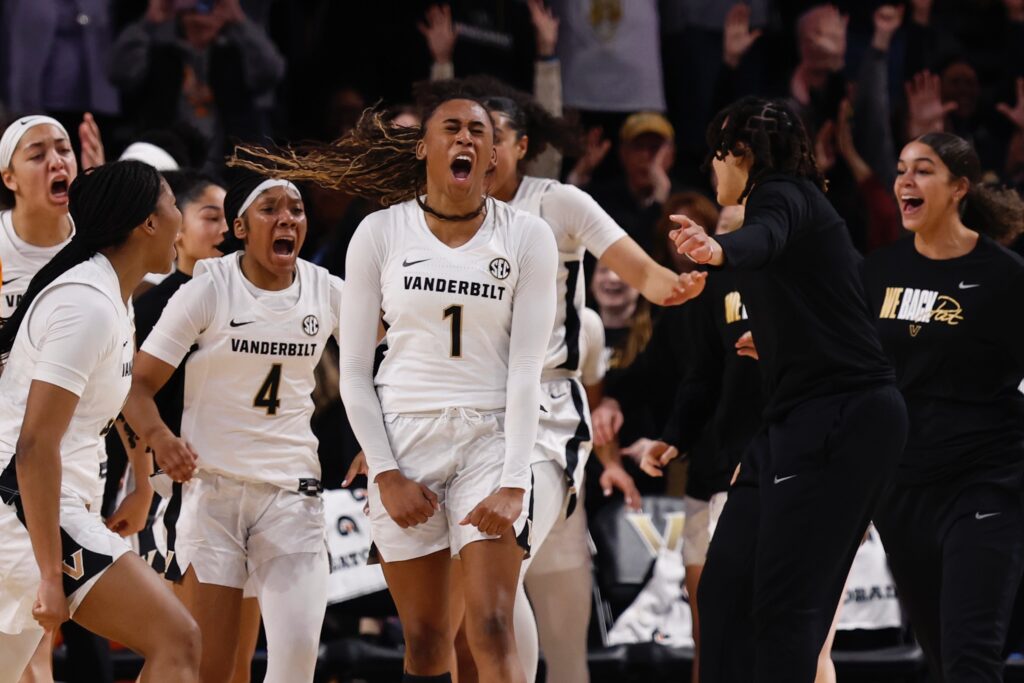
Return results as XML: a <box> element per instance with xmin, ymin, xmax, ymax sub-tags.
<box><xmin>671</xmin><ymin>96</ymin><xmax>908</xmax><ymax>682</ymax></box>
<box><xmin>864</xmin><ymin>132</ymin><xmax>1024</xmax><ymax>682</ymax></box>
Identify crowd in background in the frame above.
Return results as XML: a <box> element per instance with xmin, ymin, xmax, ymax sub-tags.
<box><xmin>3</xmin><ymin>0</ymin><xmax>1024</xmax><ymax>679</ymax></box>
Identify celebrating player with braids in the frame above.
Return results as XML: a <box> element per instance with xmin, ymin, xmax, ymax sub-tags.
<box><xmin>414</xmin><ymin>75</ymin><xmax>705</xmax><ymax>683</ymax></box>
<box><xmin>0</xmin><ymin>161</ymin><xmax>198</xmax><ymax>682</ymax></box>
<box><xmin>671</xmin><ymin>97</ymin><xmax>909</xmax><ymax>682</ymax></box>
<box><xmin>235</xmin><ymin>90</ymin><xmax>559</xmax><ymax>683</ymax></box>
<box><xmin>123</xmin><ymin>171</ymin><xmax>342</xmax><ymax>683</ymax></box>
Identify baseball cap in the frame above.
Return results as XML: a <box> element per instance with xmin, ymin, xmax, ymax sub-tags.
<box><xmin>619</xmin><ymin>112</ymin><xmax>675</xmax><ymax>143</ymax></box>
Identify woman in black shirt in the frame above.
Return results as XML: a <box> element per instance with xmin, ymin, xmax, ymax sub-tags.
<box><xmin>672</xmin><ymin>96</ymin><xmax>909</xmax><ymax>682</ymax></box>
<box><xmin>863</xmin><ymin>132</ymin><xmax>1024</xmax><ymax>682</ymax></box>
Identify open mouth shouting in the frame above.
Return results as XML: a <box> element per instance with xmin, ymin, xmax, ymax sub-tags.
<box><xmin>900</xmin><ymin>194</ymin><xmax>924</xmax><ymax>218</ymax></box>
<box><xmin>450</xmin><ymin>154</ymin><xmax>474</xmax><ymax>183</ymax></box>
<box><xmin>272</xmin><ymin>234</ymin><xmax>296</xmax><ymax>258</ymax></box>
<box><xmin>49</xmin><ymin>176</ymin><xmax>70</xmax><ymax>204</ymax></box>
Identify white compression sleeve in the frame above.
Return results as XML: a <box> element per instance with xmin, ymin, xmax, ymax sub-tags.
<box><xmin>337</xmin><ymin>222</ymin><xmax>399</xmax><ymax>479</ymax></box>
<box><xmin>501</xmin><ymin>217</ymin><xmax>559</xmax><ymax>490</ymax></box>
<box><xmin>251</xmin><ymin>551</ymin><xmax>328</xmax><ymax>683</ymax></box>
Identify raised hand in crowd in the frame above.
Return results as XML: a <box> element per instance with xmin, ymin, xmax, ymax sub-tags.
<box><xmin>871</xmin><ymin>3</ymin><xmax>904</xmax><ymax>52</ymax></box>
<box><xmin>996</xmin><ymin>77</ymin><xmax>1024</xmax><ymax>132</ymax></box>
<box><xmin>650</xmin><ymin>140</ymin><xmax>674</xmax><ymax>205</ymax></box>
<box><xmin>528</xmin><ymin>0</ymin><xmax>559</xmax><ymax>59</ymax></box>
<box><xmin>722</xmin><ymin>3</ymin><xmax>763</xmax><ymax>69</ymax></box>
<box><xmin>806</xmin><ymin>4</ymin><xmax>848</xmax><ymax>72</ymax></box>
<box><xmin>835</xmin><ymin>99</ymin><xmax>872</xmax><ymax>183</ymax></box>
<box><xmin>591</xmin><ymin>396</ymin><xmax>624</xmax><ymax>446</ymax></box>
<box><xmin>567</xmin><ymin>126</ymin><xmax>612</xmax><ymax>188</ymax></box>
<box><xmin>145</xmin><ymin>0</ymin><xmax>174</xmax><ymax>23</ymax></box>
<box><xmin>78</xmin><ymin>112</ymin><xmax>105</xmax><ymax>169</ymax></box>
<box><xmin>419</xmin><ymin>4</ymin><xmax>457</xmax><ymax>66</ymax></box>
<box><xmin>905</xmin><ymin>70</ymin><xmax>955</xmax><ymax>139</ymax></box>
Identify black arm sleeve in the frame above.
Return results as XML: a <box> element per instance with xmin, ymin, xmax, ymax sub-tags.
<box><xmin>716</xmin><ymin>180</ymin><xmax>806</xmax><ymax>269</ymax></box>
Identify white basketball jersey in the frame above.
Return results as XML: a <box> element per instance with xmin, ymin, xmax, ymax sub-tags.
<box><xmin>370</xmin><ymin>198</ymin><xmax>547</xmax><ymax>414</ymax></box>
<box><xmin>511</xmin><ymin>176</ymin><xmax>625</xmax><ymax>380</ymax></box>
<box><xmin>173</xmin><ymin>255</ymin><xmax>336</xmax><ymax>488</ymax></box>
<box><xmin>0</xmin><ymin>210</ymin><xmax>74</xmax><ymax>322</ymax></box>
<box><xmin>0</xmin><ymin>255</ymin><xmax>133</xmax><ymax>506</ymax></box>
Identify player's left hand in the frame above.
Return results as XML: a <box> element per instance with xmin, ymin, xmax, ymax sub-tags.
<box><xmin>460</xmin><ymin>487</ymin><xmax>524</xmax><ymax>535</ymax></box>
<box><xmin>735</xmin><ymin>331</ymin><xmax>759</xmax><ymax>360</ymax></box>
<box><xmin>105</xmin><ymin>488</ymin><xmax>154</xmax><ymax>537</ymax></box>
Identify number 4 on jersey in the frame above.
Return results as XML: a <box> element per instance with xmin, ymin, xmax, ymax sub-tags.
<box><xmin>254</xmin><ymin>364</ymin><xmax>282</xmax><ymax>415</ymax></box>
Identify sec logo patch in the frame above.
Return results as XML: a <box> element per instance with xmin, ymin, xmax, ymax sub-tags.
<box><xmin>489</xmin><ymin>257</ymin><xmax>511</xmax><ymax>280</ymax></box>
<box><xmin>302</xmin><ymin>315</ymin><xmax>320</xmax><ymax>336</ymax></box>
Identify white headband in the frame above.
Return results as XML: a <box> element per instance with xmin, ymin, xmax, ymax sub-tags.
<box><xmin>238</xmin><ymin>179</ymin><xmax>301</xmax><ymax>218</ymax></box>
<box><xmin>0</xmin><ymin>115</ymin><xmax>70</xmax><ymax>169</ymax></box>
<box><xmin>119</xmin><ymin>142</ymin><xmax>180</xmax><ymax>171</ymax></box>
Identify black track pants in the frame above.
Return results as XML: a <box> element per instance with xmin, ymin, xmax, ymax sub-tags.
<box><xmin>698</xmin><ymin>385</ymin><xmax>908</xmax><ymax>682</ymax></box>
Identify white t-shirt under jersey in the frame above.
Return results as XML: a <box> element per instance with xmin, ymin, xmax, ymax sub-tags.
<box><xmin>141</xmin><ymin>253</ymin><xmax>342</xmax><ymax>489</ymax></box>
<box><xmin>339</xmin><ymin>197</ymin><xmax>558</xmax><ymax>491</ymax></box>
<box><xmin>0</xmin><ymin>254</ymin><xmax>134</xmax><ymax>507</ymax></box>
<box><xmin>510</xmin><ymin>176</ymin><xmax>625</xmax><ymax>379</ymax></box>
<box><xmin>0</xmin><ymin>210</ymin><xmax>75</xmax><ymax>321</ymax></box>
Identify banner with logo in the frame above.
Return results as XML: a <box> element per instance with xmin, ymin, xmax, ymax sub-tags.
<box><xmin>324</xmin><ymin>488</ymin><xmax>387</xmax><ymax>604</ymax></box>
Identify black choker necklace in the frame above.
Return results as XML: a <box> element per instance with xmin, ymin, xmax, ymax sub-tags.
<box><xmin>417</xmin><ymin>195</ymin><xmax>488</xmax><ymax>222</ymax></box>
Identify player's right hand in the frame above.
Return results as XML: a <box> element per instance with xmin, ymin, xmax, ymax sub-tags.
<box><xmin>376</xmin><ymin>470</ymin><xmax>439</xmax><ymax>528</ymax></box>
<box><xmin>32</xmin><ymin>576</ymin><xmax>69</xmax><ymax>632</ymax></box>
<box><xmin>151</xmin><ymin>433</ymin><xmax>198</xmax><ymax>483</ymax></box>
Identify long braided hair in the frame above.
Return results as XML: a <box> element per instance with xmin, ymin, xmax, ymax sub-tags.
<box><xmin>0</xmin><ymin>160</ymin><xmax>162</xmax><ymax>359</ymax></box>
<box><xmin>228</xmin><ymin>88</ymin><xmax>495</xmax><ymax>207</ymax></box>
<box><xmin>705</xmin><ymin>97</ymin><xmax>826</xmax><ymax>204</ymax></box>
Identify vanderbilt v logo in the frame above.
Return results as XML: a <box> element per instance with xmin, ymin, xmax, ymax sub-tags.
<box><xmin>909</xmin><ymin>324</ymin><xmax>922</xmax><ymax>337</ymax></box>
<box><xmin>625</xmin><ymin>512</ymin><xmax>686</xmax><ymax>557</ymax></box>
<box><xmin>62</xmin><ymin>549</ymin><xmax>84</xmax><ymax>581</ymax></box>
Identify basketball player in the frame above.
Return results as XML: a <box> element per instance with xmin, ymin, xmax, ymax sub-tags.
<box><xmin>0</xmin><ymin>161</ymin><xmax>199</xmax><ymax>682</ymax></box>
<box><xmin>229</xmin><ymin>92</ymin><xmax>560</xmax><ymax>683</ymax></box>
<box><xmin>0</xmin><ymin>116</ymin><xmax>77</xmax><ymax>325</ymax></box>
<box><xmin>671</xmin><ymin>97</ymin><xmax>908</xmax><ymax>682</ymax></box>
<box><xmin>864</xmin><ymin>133</ymin><xmax>1024</xmax><ymax>682</ymax></box>
<box><xmin>123</xmin><ymin>173</ymin><xmax>341</xmax><ymax>683</ymax></box>
<box><xmin>465</xmin><ymin>80</ymin><xmax>705</xmax><ymax>683</ymax></box>
<box><xmin>128</xmin><ymin>170</ymin><xmax>261</xmax><ymax>683</ymax></box>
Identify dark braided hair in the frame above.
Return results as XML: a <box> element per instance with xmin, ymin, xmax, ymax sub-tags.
<box><xmin>229</xmin><ymin>88</ymin><xmax>495</xmax><ymax>207</ymax></box>
<box><xmin>916</xmin><ymin>132</ymin><xmax>1024</xmax><ymax>244</ymax></box>
<box><xmin>163</xmin><ymin>169</ymin><xmax>221</xmax><ymax>210</ymax></box>
<box><xmin>0</xmin><ymin>160</ymin><xmax>162</xmax><ymax>358</ymax></box>
<box><xmin>705</xmin><ymin>97</ymin><xmax>826</xmax><ymax>204</ymax></box>
<box><xmin>414</xmin><ymin>76</ymin><xmax>581</xmax><ymax>163</ymax></box>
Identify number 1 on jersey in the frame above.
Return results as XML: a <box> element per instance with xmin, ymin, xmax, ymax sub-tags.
<box><xmin>255</xmin><ymin>363</ymin><xmax>282</xmax><ymax>415</ymax></box>
<box><xmin>443</xmin><ymin>304</ymin><xmax>463</xmax><ymax>358</ymax></box>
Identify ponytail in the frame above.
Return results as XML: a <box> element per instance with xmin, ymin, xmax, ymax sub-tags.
<box><xmin>962</xmin><ymin>183</ymin><xmax>1024</xmax><ymax>245</ymax></box>
<box><xmin>0</xmin><ymin>160</ymin><xmax>162</xmax><ymax>358</ymax></box>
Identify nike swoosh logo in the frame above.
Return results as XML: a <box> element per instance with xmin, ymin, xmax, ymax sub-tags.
<box><xmin>1</xmin><ymin>277</ymin><xmax>21</xmax><ymax>286</ymax></box>
<box><xmin>549</xmin><ymin>392</ymin><xmax>568</xmax><ymax>400</ymax></box>
<box><xmin>773</xmin><ymin>474</ymin><xmax>798</xmax><ymax>484</ymax></box>
<box><xmin>229</xmin><ymin>319</ymin><xmax>255</xmax><ymax>327</ymax></box>
<box><xmin>975</xmin><ymin>512</ymin><xmax>1001</xmax><ymax>520</ymax></box>
<box><xmin>402</xmin><ymin>258</ymin><xmax>431</xmax><ymax>267</ymax></box>
<box><xmin>958</xmin><ymin>282</ymin><xmax>981</xmax><ymax>289</ymax></box>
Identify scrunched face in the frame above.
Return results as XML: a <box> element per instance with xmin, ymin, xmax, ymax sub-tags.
<box><xmin>1</xmin><ymin>124</ymin><xmax>77</xmax><ymax>213</ymax></box>
<box><xmin>235</xmin><ymin>185</ymin><xmax>307</xmax><ymax>277</ymax></box>
<box><xmin>417</xmin><ymin>98</ymin><xmax>497</xmax><ymax>201</ymax></box>
<box><xmin>894</xmin><ymin>140</ymin><xmax>967</xmax><ymax>233</ymax></box>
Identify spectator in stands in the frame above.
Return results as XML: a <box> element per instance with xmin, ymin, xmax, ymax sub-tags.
<box><xmin>584</xmin><ymin>112</ymin><xmax>676</xmax><ymax>252</ymax></box>
<box><xmin>0</xmin><ymin>0</ymin><xmax>120</xmax><ymax>138</ymax></box>
<box><xmin>109</xmin><ymin>0</ymin><xmax>285</xmax><ymax>172</ymax></box>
